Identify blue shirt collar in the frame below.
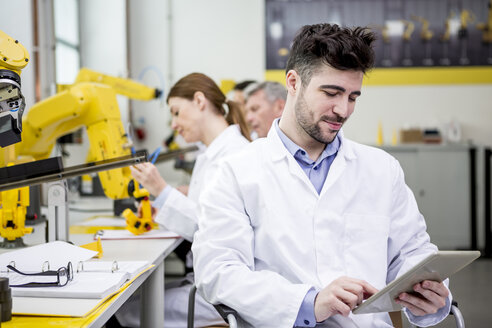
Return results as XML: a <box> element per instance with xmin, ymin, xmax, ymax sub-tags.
<box><xmin>274</xmin><ymin>118</ymin><xmax>340</xmax><ymax>165</ymax></box>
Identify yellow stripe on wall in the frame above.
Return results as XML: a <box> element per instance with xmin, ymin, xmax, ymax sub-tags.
<box><xmin>265</xmin><ymin>67</ymin><xmax>492</xmax><ymax>86</ymax></box>
<box><xmin>265</xmin><ymin>70</ymin><xmax>285</xmax><ymax>85</ymax></box>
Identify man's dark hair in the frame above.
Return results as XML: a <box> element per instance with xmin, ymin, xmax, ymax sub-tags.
<box><xmin>286</xmin><ymin>24</ymin><xmax>376</xmax><ymax>84</ymax></box>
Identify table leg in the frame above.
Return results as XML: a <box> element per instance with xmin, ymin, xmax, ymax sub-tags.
<box><xmin>141</xmin><ymin>260</ymin><xmax>165</xmax><ymax>327</ymax></box>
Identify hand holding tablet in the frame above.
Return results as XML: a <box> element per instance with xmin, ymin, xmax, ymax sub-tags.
<box><xmin>352</xmin><ymin>250</ymin><xmax>480</xmax><ymax>315</ymax></box>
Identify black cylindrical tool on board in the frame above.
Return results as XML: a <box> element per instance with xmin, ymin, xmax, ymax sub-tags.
<box><xmin>0</xmin><ymin>277</ymin><xmax>12</xmax><ymax>322</ymax></box>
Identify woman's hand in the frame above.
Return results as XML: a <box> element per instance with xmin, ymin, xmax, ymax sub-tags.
<box><xmin>137</xmin><ymin>201</ymin><xmax>157</xmax><ymax>219</ymax></box>
<box><xmin>130</xmin><ymin>163</ymin><xmax>167</xmax><ymax>197</ymax></box>
<box><xmin>176</xmin><ymin>185</ymin><xmax>189</xmax><ymax>196</ymax></box>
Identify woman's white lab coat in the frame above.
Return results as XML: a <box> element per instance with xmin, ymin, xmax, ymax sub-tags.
<box><xmin>154</xmin><ymin>124</ymin><xmax>249</xmax><ymax>241</ymax></box>
<box><xmin>193</xmin><ymin>127</ymin><xmax>451</xmax><ymax>328</ymax></box>
<box><xmin>116</xmin><ymin>124</ymin><xmax>250</xmax><ymax>328</ymax></box>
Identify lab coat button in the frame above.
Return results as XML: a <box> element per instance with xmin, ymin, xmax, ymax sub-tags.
<box><xmin>304</xmin><ymin>319</ymin><xmax>310</xmax><ymax>325</ymax></box>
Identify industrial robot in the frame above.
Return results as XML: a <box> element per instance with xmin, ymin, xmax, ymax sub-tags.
<box><xmin>0</xmin><ymin>31</ymin><xmax>29</xmax><ymax>148</ymax></box>
<box><xmin>0</xmin><ymin>57</ymin><xmax>161</xmax><ymax>245</ymax></box>
<box><xmin>477</xmin><ymin>0</ymin><xmax>492</xmax><ymax>64</ymax></box>
<box><xmin>0</xmin><ymin>30</ymin><xmax>33</xmax><ymax>247</ymax></box>
<box><xmin>439</xmin><ymin>11</ymin><xmax>456</xmax><ymax>66</ymax></box>
<box><xmin>411</xmin><ymin>15</ymin><xmax>434</xmax><ymax>66</ymax></box>
<box><xmin>458</xmin><ymin>9</ymin><xmax>476</xmax><ymax>65</ymax></box>
<box><xmin>401</xmin><ymin>19</ymin><xmax>415</xmax><ymax>66</ymax></box>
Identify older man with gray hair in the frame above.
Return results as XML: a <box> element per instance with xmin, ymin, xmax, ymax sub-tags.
<box><xmin>245</xmin><ymin>81</ymin><xmax>287</xmax><ymax>138</ymax></box>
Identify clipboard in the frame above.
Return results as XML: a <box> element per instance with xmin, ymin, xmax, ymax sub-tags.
<box><xmin>94</xmin><ymin>229</ymin><xmax>180</xmax><ymax>240</ymax></box>
<box><xmin>352</xmin><ymin>250</ymin><xmax>480</xmax><ymax>314</ymax></box>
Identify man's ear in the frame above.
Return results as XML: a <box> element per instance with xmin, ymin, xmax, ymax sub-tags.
<box><xmin>193</xmin><ymin>91</ymin><xmax>206</xmax><ymax>111</ymax></box>
<box><xmin>285</xmin><ymin>70</ymin><xmax>300</xmax><ymax>96</ymax></box>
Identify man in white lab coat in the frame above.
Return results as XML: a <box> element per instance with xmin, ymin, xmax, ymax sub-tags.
<box><xmin>192</xmin><ymin>23</ymin><xmax>451</xmax><ymax>328</ymax></box>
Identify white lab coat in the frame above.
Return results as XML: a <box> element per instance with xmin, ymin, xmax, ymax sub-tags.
<box><xmin>116</xmin><ymin>124</ymin><xmax>249</xmax><ymax>328</ymax></box>
<box><xmin>154</xmin><ymin>124</ymin><xmax>250</xmax><ymax>241</ymax></box>
<box><xmin>193</xmin><ymin>126</ymin><xmax>451</xmax><ymax>328</ymax></box>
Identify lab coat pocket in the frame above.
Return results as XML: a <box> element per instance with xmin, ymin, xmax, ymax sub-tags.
<box><xmin>343</xmin><ymin>213</ymin><xmax>389</xmax><ymax>285</ymax></box>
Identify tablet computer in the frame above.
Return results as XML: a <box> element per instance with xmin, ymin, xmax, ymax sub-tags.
<box><xmin>352</xmin><ymin>250</ymin><xmax>480</xmax><ymax>314</ymax></box>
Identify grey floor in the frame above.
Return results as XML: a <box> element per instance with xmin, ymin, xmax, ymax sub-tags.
<box><xmin>402</xmin><ymin>258</ymin><xmax>492</xmax><ymax>327</ymax></box>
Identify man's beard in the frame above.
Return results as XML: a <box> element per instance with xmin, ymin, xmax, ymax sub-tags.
<box><xmin>294</xmin><ymin>90</ymin><xmax>344</xmax><ymax>144</ymax></box>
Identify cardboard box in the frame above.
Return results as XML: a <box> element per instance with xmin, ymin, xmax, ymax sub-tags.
<box><xmin>400</xmin><ymin>129</ymin><xmax>423</xmax><ymax>143</ymax></box>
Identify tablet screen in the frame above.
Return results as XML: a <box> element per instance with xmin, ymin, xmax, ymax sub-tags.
<box><xmin>353</xmin><ymin>250</ymin><xmax>480</xmax><ymax>314</ymax></box>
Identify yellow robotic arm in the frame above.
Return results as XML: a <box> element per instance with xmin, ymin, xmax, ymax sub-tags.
<box><xmin>369</xmin><ymin>24</ymin><xmax>390</xmax><ymax>43</ymax></box>
<box><xmin>11</xmin><ymin>72</ymin><xmax>160</xmax><ymax>199</ymax></box>
<box><xmin>1</xmin><ymin>69</ymin><xmax>161</xmax><ymax>194</ymax></box>
<box><xmin>0</xmin><ymin>70</ymin><xmax>160</xmax><ymax>244</ymax></box>
<box><xmin>0</xmin><ymin>30</ymin><xmax>29</xmax><ymax>148</ymax></box>
<box><xmin>441</xmin><ymin>11</ymin><xmax>456</xmax><ymax>42</ymax></box>
<box><xmin>16</xmin><ymin>83</ymin><xmax>134</xmax><ymax>199</ymax></box>
<box><xmin>476</xmin><ymin>0</ymin><xmax>492</xmax><ymax>43</ymax></box>
<box><xmin>460</xmin><ymin>9</ymin><xmax>476</xmax><ymax>30</ymax></box>
<box><xmin>411</xmin><ymin>15</ymin><xmax>433</xmax><ymax>41</ymax></box>
<box><xmin>73</xmin><ymin>68</ymin><xmax>162</xmax><ymax>101</ymax></box>
<box><xmin>401</xmin><ymin>20</ymin><xmax>415</xmax><ymax>42</ymax></box>
<box><xmin>0</xmin><ymin>30</ymin><xmax>32</xmax><ymax>245</ymax></box>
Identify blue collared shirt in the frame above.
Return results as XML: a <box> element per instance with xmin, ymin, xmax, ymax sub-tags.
<box><xmin>274</xmin><ymin>118</ymin><xmax>340</xmax><ymax>327</ymax></box>
<box><xmin>274</xmin><ymin>119</ymin><xmax>339</xmax><ymax>195</ymax></box>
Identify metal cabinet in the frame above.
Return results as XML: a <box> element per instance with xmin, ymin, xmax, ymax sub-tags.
<box><xmin>380</xmin><ymin>145</ymin><xmax>474</xmax><ymax>250</ymax></box>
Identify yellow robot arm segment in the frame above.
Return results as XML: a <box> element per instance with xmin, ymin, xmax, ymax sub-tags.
<box><xmin>401</xmin><ymin>20</ymin><xmax>415</xmax><ymax>42</ymax></box>
<box><xmin>411</xmin><ymin>15</ymin><xmax>433</xmax><ymax>41</ymax></box>
<box><xmin>122</xmin><ymin>182</ymin><xmax>158</xmax><ymax>235</ymax></box>
<box><xmin>0</xmin><ymin>186</ymin><xmax>33</xmax><ymax>241</ymax></box>
<box><xmin>476</xmin><ymin>0</ymin><xmax>492</xmax><ymax>43</ymax></box>
<box><xmin>442</xmin><ymin>12</ymin><xmax>456</xmax><ymax>42</ymax></box>
<box><xmin>381</xmin><ymin>25</ymin><xmax>390</xmax><ymax>44</ymax></box>
<box><xmin>369</xmin><ymin>24</ymin><xmax>390</xmax><ymax>43</ymax></box>
<box><xmin>460</xmin><ymin>10</ymin><xmax>476</xmax><ymax>29</ymax></box>
<box><xmin>0</xmin><ymin>30</ymin><xmax>29</xmax><ymax>75</ymax></box>
<box><xmin>74</xmin><ymin>68</ymin><xmax>161</xmax><ymax>101</ymax></box>
<box><xmin>9</xmin><ymin>82</ymin><xmax>133</xmax><ymax>199</ymax></box>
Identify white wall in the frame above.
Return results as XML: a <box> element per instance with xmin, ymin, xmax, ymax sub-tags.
<box><xmin>127</xmin><ymin>0</ymin><xmax>170</xmax><ymax>153</ymax></box>
<box><xmin>0</xmin><ymin>0</ymin><xmax>36</xmax><ymax>111</ymax></box>
<box><xmin>79</xmin><ymin>0</ymin><xmax>128</xmax><ymax>122</ymax></box>
<box><xmin>172</xmin><ymin>0</ymin><xmax>265</xmax><ymax>83</ymax></box>
<box><xmin>127</xmin><ymin>0</ymin><xmax>190</xmax><ymax>186</ymax></box>
<box><xmin>347</xmin><ymin>84</ymin><xmax>492</xmax><ymax>147</ymax></box>
<box><xmin>67</xmin><ymin>0</ymin><xmax>128</xmax><ymax>166</ymax></box>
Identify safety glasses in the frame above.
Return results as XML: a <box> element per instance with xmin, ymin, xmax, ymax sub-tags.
<box><xmin>7</xmin><ymin>262</ymin><xmax>73</xmax><ymax>287</ymax></box>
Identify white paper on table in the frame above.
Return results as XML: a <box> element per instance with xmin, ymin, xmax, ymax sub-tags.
<box><xmin>10</xmin><ymin>270</ymin><xmax>130</xmax><ymax>299</ymax></box>
<box><xmin>78</xmin><ymin>217</ymin><xmax>127</xmax><ymax>227</ymax></box>
<box><xmin>95</xmin><ymin>229</ymin><xmax>180</xmax><ymax>240</ymax></box>
<box><xmin>0</xmin><ymin>272</ymin><xmax>59</xmax><ymax>285</ymax></box>
<box><xmin>0</xmin><ymin>241</ymin><xmax>97</xmax><ymax>272</ymax></box>
<box><xmin>81</xmin><ymin>260</ymin><xmax>149</xmax><ymax>279</ymax></box>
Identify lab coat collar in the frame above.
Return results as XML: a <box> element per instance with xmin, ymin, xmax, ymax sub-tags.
<box><xmin>266</xmin><ymin>121</ymin><xmax>356</xmax><ymax>162</ymax></box>
<box><xmin>203</xmin><ymin>124</ymin><xmax>242</xmax><ymax>160</ymax></box>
